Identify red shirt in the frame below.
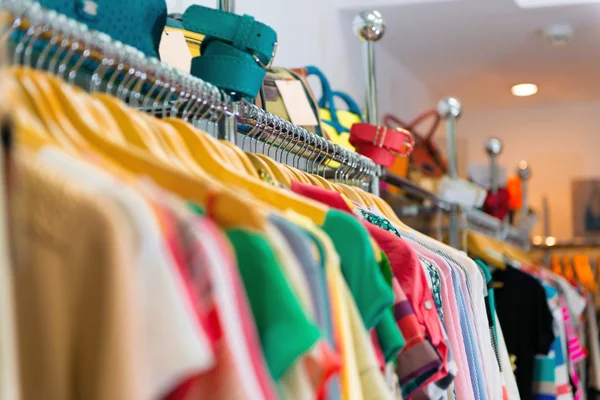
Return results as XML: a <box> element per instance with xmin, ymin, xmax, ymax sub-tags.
<box><xmin>291</xmin><ymin>181</ymin><xmax>450</xmax><ymax>388</ymax></box>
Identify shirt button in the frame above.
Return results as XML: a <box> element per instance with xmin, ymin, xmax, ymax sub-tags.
<box><xmin>424</xmin><ymin>301</ymin><xmax>433</xmax><ymax>310</ymax></box>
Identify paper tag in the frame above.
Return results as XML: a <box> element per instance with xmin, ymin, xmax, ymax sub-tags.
<box><xmin>274</xmin><ymin>80</ymin><xmax>319</xmax><ymax>126</ymax></box>
<box><xmin>159</xmin><ymin>31</ymin><xmax>192</xmax><ymax>73</ymax></box>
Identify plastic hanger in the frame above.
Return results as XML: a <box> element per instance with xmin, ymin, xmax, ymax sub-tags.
<box><xmin>466</xmin><ymin>230</ymin><xmax>507</xmax><ymax>269</ymax></box>
<box><xmin>166</xmin><ymin>118</ymin><xmax>329</xmax><ymax>225</ymax></box>
<box><xmin>551</xmin><ymin>254</ymin><xmax>563</xmax><ymax>275</ymax></box>
<box><xmin>39</xmin><ymin>68</ymin><xmax>268</xmax><ymax>230</ymax></box>
<box><xmin>254</xmin><ymin>154</ymin><xmax>293</xmax><ymax>186</ymax></box>
<box><xmin>219</xmin><ymin>140</ymin><xmax>260</xmax><ymax>178</ymax></box>
<box><xmin>6</xmin><ymin>74</ymin><xmax>57</xmax><ymax>149</ymax></box>
<box><xmin>93</xmin><ymin>94</ymin><xmax>174</xmax><ymax>161</ymax></box>
<box><xmin>13</xmin><ymin>68</ymin><xmax>79</xmax><ymax>151</ymax></box>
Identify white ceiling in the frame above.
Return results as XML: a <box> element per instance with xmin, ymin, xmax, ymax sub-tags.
<box><xmin>346</xmin><ymin>0</ymin><xmax>600</xmax><ymax>110</ymax></box>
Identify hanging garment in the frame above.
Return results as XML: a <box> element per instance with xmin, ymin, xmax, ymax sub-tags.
<box><xmin>493</xmin><ymin>266</ymin><xmax>556</xmax><ymax>400</ymax></box>
<box><xmin>11</xmin><ymin>154</ymin><xmax>143</xmax><ymax>400</ymax></box>
<box><xmin>37</xmin><ymin>149</ymin><xmax>217</xmax><ymax>399</ymax></box>
<box><xmin>0</xmin><ymin>127</ymin><xmax>19</xmax><ymax>400</ymax></box>
<box><xmin>585</xmin><ymin>294</ymin><xmax>600</xmax><ymax>392</ymax></box>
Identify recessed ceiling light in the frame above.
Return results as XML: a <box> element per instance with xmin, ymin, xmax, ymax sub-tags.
<box><xmin>511</xmin><ymin>83</ymin><xmax>538</xmax><ymax>97</ymax></box>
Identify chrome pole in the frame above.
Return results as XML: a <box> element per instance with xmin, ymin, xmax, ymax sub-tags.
<box><xmin>485</xmin><ymin>137</ymin><xmax>503</xmax><ymax>195</ymax></box>
<box><xmin>217</xmin><ymin>0</ymin><xmax>235</xmax><ymax>12</ymax></box>
<box><xmin>518</xmin><ymin>160</ymin><xmax>531</xmax><ymax>219</ymax></box>
<box><xmin>353</xmin><ymin>10</ymin><xmax>385</xmax><ymax>195</ymax></box>
<box><xmin>217</xmin><ymin>0</ymin><xmax>237</xmax><ymax>143</ymax></box>
<box><xmin>438</xmin><ymin>97</ymin><xmax>462</xmax><ymax>248</ymax></box>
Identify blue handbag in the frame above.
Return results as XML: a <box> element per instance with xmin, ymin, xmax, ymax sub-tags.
<box><xmin>38</xmin><ymin>0</ymin><xmax>167</xmax><ymax>58</ymax></box>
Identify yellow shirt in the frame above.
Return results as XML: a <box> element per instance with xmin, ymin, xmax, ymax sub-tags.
<box><xmin>286</xmin><ymin>211</ymin><xmax>393</xmax><ymax>400</ymax></box>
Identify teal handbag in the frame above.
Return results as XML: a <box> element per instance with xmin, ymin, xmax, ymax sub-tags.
<box><xmin>38</xmin><ymin>0</ymin><xmax>167</xmax><ymax>58</ymax></box>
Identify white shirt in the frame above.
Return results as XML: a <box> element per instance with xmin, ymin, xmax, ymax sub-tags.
<box><xmin>38</xmin><ymin>148</ymin><xmax>215</xmax><ymax>399</ymax></box>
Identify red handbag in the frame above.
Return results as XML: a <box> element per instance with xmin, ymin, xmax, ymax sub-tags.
<box><xmin>348</xmin><ymin>123</ymin><xmax>414</xmax><ymax>168</ymax></box>
<box><xmin>384</xmin><ymin>110</ymin><xmax>447</xmax><ymax>177</ymax></box>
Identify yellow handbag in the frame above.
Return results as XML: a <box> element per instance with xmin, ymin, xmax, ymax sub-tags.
<box><xmin>306</xmin><ymin>66</ymin><xmax>362</xmax><ymax>152</ymax></box>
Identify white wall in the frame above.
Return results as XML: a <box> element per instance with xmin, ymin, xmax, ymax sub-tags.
<box><xmin>456</xmin><ymin>101</ymin><xmax>600</xmax><ymax>240</ymax></box>
<box><xmin>166</xmin><ymin>0</ymin><xmax>434</xmax><ymax>119</ymax></box>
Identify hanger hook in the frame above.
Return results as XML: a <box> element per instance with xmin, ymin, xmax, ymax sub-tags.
<box><xmin>116</xmin><ymin>46</ymin><xmax>139</xmax><ymax>102</ymax></box>
<box><xmin>22</xmin><ymin>15</ymin><xmax>45</xmax><ymax>68</ymax></box>
<box><xmin>1</xmin><ymin>1</ymin><xmax>35</xmax><ymax>47</ymax></box>
<box><xmin>105</xmin><ymin>41</ymin><xmax>126</xmax><ymax>95</ymax></box>
<box><xmin>310</xmin><ymin>136</ymin><xmax>323</xmax><ymax>175</ymax></box>
<box><xmin>334</xmin><ymin>145</ymin><xmax>342</xmax><ymax>183</ymax></box>
<box><xmin>293</xmin><ymin>129</ymin><xmax>308</xmax><ymax>170</ymax></box>
<box><xmin>169</xmin><ymin>72</ymin><xmax>189</xmax><ymax>118</ymax></box>
<box><xmin>34</xmin><ymin>11</ymin><xmax>60</xmax><ymax>71</ymax></box>
<box><xmin>242</xmin><ymin>103</ymin><xmax>261</xmax><ymax>153</ymax></box>
<box><xmin>278</xmin><ymin>121</ymin><xmax>294</xmax><ymax>163</ymax></box>
<box><xmin>251</xmin><ymin>108</ymin><xmax>266</xmax><ymax>154</ymax></box>
<box><xmin>320</xmin><ymin>140</ymin><xmax>333</xmax><ymax>178</ymax></box>
<box><xmin>140</xmin><ymin>58</ymin><xmax>162</xmax><ymax>113</ymax></box>
<box><xmin>127</xmin><ymin>50</ymin><xmax>148</xmax><ymax>107</ymax></box>
<box><xmin>181</xmin><ymin>77</ymin><xmax>199</xmax><ymax>121</ymax></box>
<box><xmin>185</xmin><ymin>79</ymin><xmax>206</xmax><ymax>123</ymax></box>
<box><xmin>13</xmin><ymin>5</ymin><xmax>40</xmax><ymax>66</ymax></box>
<box><xmin>66</xmin><ymin>28</ymin><xmax>93</xmax><ymax>86</ymax></box>
<box><xmin>270</xmin><ymin>118</ymin><xmax>285</xmax><ymax>159</ymax></box>
<box><xmin>87</xmin><ymin>32</ymin><xmax>112</xmax><ymax>92</ymax></box>
<box><xmin>56</xmin><ymin>20</ymin><xmax>83</xmax><ymax>82</ymax></box>
<box><xmin>285</xmin><ymin>125</ymin><xmax>300</xmax><ymax>166</ymax></box>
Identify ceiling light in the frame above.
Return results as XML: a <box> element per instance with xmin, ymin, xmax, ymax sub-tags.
<box><xmin>511</xmin><ymin>83</ymin><xmax>538</xmax><ymax>97</ymax></box>
<box><xmin>545</xmin><ymin>236</ymin><xmax>556</xmax><ymax>246</ymax></box>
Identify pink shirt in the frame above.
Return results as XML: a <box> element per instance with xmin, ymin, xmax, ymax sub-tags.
<box><xmin>419</xmin><ymin>252</ymin><xmax>474</xmax><ymax>400</ymax></box>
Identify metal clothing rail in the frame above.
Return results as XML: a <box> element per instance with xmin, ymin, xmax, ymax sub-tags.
<box><xmin>2</xmin><ymin>0</ymin><xmax>379</xmax><ymax>188</ymax></box>
<box><xmin>382</xmin><ymin>170</ymin><xmax>531</xmax><ymax>249</ymax></box>
<box><xmin>532</xmin><ymin>237</ymin><xmax>600</xmax><ymax>250</ymax></box>
<box><xmin>237</xmin><ymin>101</ymin><xmax>379</xmax><ymax>185</ymax></box>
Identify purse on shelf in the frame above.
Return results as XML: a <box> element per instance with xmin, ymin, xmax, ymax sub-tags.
<box><xmin>384</xmin><ymin>110</ymin><xmax>446</xmax><ymax>178</ymax></box>
<box><xmin>38</xmin><ymin>0</ymin><xmax>167</xmax><ymax>58</ymax></box>
<box><xmin>305</xmin><ymin>66</ymin><xmax>363</xmax><ymax>152</ymax></box>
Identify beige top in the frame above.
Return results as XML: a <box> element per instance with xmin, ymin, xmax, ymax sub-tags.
<box><xmin>0</xmin><ymin>142</ymin><xmax>20</xmax><ymax>400</ymax></box>
<box><xmin>10</xmin><ymin>154</ymin><xmax>142</xmax><ymax>400</ymax></box>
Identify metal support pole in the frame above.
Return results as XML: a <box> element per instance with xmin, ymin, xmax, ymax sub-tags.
<box><xmin>217</xmin><ymin>0</ymin><xmax>235</xmax><ymax>12</ymax></box>
<box><xmin>364</xmin><ymin>41</ymin><xmax>378</xmax><ymax>124</ymax></box>
<box><xmin>438</xmin><ymin>97</ymin><xmax>462</xmax><ymax>248</ymax></box>
<box><xmin>518</xmin><ymin>160</ymin><xmax>531</xmax><ymax>219</ymax></box>
<box><xmin>485</xmin><ymin>138</ymin><xmax>503</xmax><ymax>194</ymax></box>
<box><xmin>542</xmin><ymin>195</ymin><xmax>550</xmax><ymax>264</ymax></box>
<box><xmin>217</xmin><ymin>0</ymin><xmax>237</xmax><ymax>143</ymax></box>
<box><xmin>353</xmin><ymin>10</ymin><xmax>385</xmax><ymax>195</ymax></box>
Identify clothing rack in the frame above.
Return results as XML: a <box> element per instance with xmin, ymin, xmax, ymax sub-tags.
<box><xmin>3</xmin><ymin>0</ymin><xmax>379</xmax><ymax>189</ymax></box>
<box><xmin>382</xmin><ymin>170</ymin><xmax>531</xmax><ymax>249</ymax></box>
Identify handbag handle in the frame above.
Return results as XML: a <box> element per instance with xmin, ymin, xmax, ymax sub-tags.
<box><xmin>383</xmin><ymin>110</ymin><xmax>440</xmax><ymax>142</ymax></box>
<box><xmin>306</xmin><ymin>66</ymin><xmax>363</xmax><ymax>131</ymax></box>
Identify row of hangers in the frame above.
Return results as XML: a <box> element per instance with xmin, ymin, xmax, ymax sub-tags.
<box><xmin>5</xmin><ymin>2</ymin><xmax>413</xmax><ymax>234</ymax></box>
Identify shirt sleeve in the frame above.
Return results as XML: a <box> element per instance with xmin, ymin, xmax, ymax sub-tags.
<box><xmin>534</xmin><ymin>283</ymin><xmax>556</xmax><ymax>356</ymax></box>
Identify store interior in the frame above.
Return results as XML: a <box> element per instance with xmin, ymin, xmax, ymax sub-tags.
<box><xmin>2</xmin><ymin>0</ymin><xmax>600</xmax><ymax>399</ymax></box>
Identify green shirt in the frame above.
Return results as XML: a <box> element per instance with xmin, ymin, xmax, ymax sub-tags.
<box><xmin>322</xmin><ymin>210</ymin><xmax>394</xmax><ymax>330</ymax></box>
<box><xmin>187</xmin><ymin>203</ymin><xmax>321</xmax><ymax>380</ymax></box>
<box><xmin>226</xmin><ymin>229</ymin><xmax>321</xmax><ymax>380</ymax></box>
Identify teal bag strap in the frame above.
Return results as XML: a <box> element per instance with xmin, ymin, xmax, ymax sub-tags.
<box><xmin>306</xmin><ymin>66</ymin><xmax>362</xmax><ymax>134</ymax></box>
<box><xmin>183</xmin><ymin>6</ymin><xmax>277</xmax><ymax>100</ymax></box>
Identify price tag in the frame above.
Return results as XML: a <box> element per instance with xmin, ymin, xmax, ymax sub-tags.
<box><xmin>159</xmin><ymin>30</ymin><xmax>192</xmax><ymax>72</ymax></box>
<box><xmin>275</xmin><ymin>80</ymin><xmax>319</xmax><ymax>126</ymax></box>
